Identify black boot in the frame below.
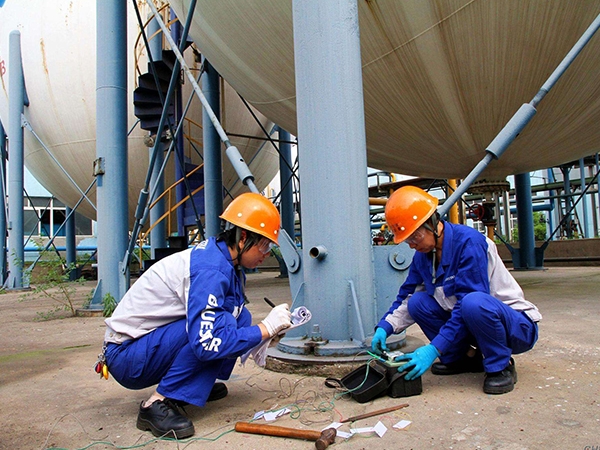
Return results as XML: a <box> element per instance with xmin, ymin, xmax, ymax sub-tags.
<box><xmin>483</xmin><ymin>358</ymin><xmax>517</xmax><ymax>395</ymax></box>
<box><xmin>136</xmin><ymin>399</ymin><xmax>195</xmax><ymax>439</ymax></box>
<box><xmin>431</xmin><ymin>350</ymin><xmax>484</xmax><ymax>375</ymax></box>
<box><xmin>172</xmin><ymin>382</ymin><xmax>229</xmax><ymax>408</ymax></box>
<box><xmin>207</xmin><ymin>382</ymin><xmax>228</xmax><ymax>402</ymax></box>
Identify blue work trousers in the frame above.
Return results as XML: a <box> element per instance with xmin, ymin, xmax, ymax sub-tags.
<box><xmin>104</xmin><ymin>315</ymin><xmax>248</xmax><ymax>407</ymax></box>
<box><xmin>407</xmin><ymin>291</ymin><xmax>538</xmax><ymax>372</ymax></box>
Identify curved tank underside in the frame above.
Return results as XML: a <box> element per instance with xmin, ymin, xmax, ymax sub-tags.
<box><xmin>170</xmin><ymin>0</ymin><xmax>600</xmax><ymax>180</ymax></box>
<box><xmin>0</xmin><ymin>1</ymin><xmax>279</xmax><ymax>228</ymax></box>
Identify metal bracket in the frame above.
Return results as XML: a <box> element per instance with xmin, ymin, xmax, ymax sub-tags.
<box><xmin>93</xmin><ymin>157</ymin><xmax>105</xmax><ymax>176</ymax></box>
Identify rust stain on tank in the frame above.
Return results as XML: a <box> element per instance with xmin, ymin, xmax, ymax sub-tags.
<box><xmin>40</xmin><ymin>38</ymin><xmax>49</xmax><ymax>75</ymax></box>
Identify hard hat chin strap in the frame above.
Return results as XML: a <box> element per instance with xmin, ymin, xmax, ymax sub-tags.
<box><xmin>423</xmin><ymin>213</ymin><xmax>442</xmax><ymax>284</ymax></box>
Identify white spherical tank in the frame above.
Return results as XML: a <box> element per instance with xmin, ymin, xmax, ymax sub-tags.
<box><xmin>169</xmin><ymin>0</ymin><xmax>600</xmax><ymax>179</ymax></box>
<box><xmin>0</xmin><ymin>0</ymin><xmax>279</xmax><ymax>227</ymax></box>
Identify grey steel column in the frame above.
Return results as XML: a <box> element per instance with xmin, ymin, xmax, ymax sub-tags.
<box><xmin>292</xmin><ymin>0</ymin><xmax>375</xmax><ymax>345</ymax></box>
<box><xmin>202</xmin><ymin>59</ymin><xmax>223</xmax><ymax>237</ymax></box>
<box><xmin>7</xmin><ymin>31</ymin><xmax>25</xmax><ymax>289</ymax></box>
<box><xmin>515</xmin><ymin>173</ymin><xmax>536</xmax><ymax>268</ymax></box>
<box><xmin>278</xmin><ymin>127</ymin><xmax>295</xmax><ymax>241</ymax></box>
<box><xmin>92</xmin><ymin>0</ymin><xmax>129</xmax><ymax>306</ymax></box>
<box><xmin>65</xmin><ymin>206</ymin><xmax>77</xmax><ymax>281</ymax></box>
<box><xmin>0</xmin><ymin>120</ymin><xmax>7</xmax><ymax>285</ymax></box>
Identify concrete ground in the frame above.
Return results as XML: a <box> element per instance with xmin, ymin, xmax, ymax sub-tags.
<box><xmin>1</xmin><ymin>266</ymin><xmax>599</xmax><ymax>450</ymax></box>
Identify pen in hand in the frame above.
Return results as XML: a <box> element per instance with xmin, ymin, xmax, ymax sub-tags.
<box><xmin>263</xmin><ymin>297</ymin><xmax>276</xmax><ymax>308</ymax></box>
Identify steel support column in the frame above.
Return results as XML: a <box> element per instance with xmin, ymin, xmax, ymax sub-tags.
<box><xmin>91</xmin><ymin>0</ymin><xmax>129</xmax><ymax>307</ymax></box>
<box><xmin>170</xmin><ymin>11</ymin><xmax>186</xmax><ymax>238</ymax></box>
<box><xmin>6</xmin><ymin>31</ymin><xmax>25</xmax><ymax>289</ymax></box>
<box><xmin>515</xmin><ymin>173</ymin><xmax>537</xmax><ymax>268</ymax></box>
<box><xmin>149</xmin><ymin>142</ymin><xmax>166</xmax><ymax>256</ymax></box>
<box><xmin>278</xmin><ymin>127</ymin><xmax>295</xmax><ymax>241</ymax></box>
<box><xmin>579</xmin><ymin>158</ymin><xmax>592</xmax><ymax>238</ymax></box>
<box><xmin>290</xmin><ymin>0</ymin><xmax>375</xmax><ymax>349</ymax></box>
<box><xmin>0</xmin><ymin>120</ymin><xmax>7</xmax><ymax>285</ymax></box>
<box><xmin>148</xmin><ymin>16</ymin><xmax>166</xmax><ymax>255</ymax></box>
<box><xmin>65</xmin><ymin>206</ymin><xmax>77</xmax><ymax>281</ymax></box>
<box><xmin>202</xmin><ymin>59</ymin><xmax>223</xmax><ymax>237</ymax></box>
<box><xmin>562</xmin><ymin>167</ymin><xmax>573</xmax><ymax>239</ymax></box>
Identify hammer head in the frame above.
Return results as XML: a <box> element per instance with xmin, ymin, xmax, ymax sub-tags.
<box><xmin>315</xmin><ymin>428</ymin><xmax>336</xmax><ymax>450</ymax></box>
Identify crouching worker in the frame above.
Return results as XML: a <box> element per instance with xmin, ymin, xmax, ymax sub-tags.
<box><xmin>102</xmin><ymin>193</ymin><xmax>292</xmax><ymax>438</ymax></box>
<box><xmin>372</xmin><ymin>186</ymin><xmax>541</xmax><ymax>395</ymax></box>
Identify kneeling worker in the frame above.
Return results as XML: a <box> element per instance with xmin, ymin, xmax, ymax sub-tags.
<box><xmin>102</xmin><ymin>193</ymin><xmax>292</xmax><ymax>438</ymax></box>
<box><xmin>372</xmin><ymin>186</ymin><xmax>541</xmax><ymax>394</ymax></box>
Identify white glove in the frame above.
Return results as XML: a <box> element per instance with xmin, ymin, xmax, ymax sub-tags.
<box><xmin>261</xmin><ymin>303</ymin><xmax>292</xmax><ymax>337</ymax></box>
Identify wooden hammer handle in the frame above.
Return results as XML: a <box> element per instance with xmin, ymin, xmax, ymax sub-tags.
<box><xmin>235</xmin><ymin>421</ymin><xmax>322</xmax><ymax>441</ymax></box>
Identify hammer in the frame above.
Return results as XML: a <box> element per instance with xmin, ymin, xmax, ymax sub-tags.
<box><xmin>235</xmin><ymin>421</ymin><xmax>336</xmax><ymax>450</ymax></box>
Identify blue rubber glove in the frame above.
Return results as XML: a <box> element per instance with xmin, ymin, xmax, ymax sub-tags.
<box><xmin>371</xmin><ymin>327</ymin><xmax>389</xmax><ymax>355</ymax></box>
<box><xmin>395</xmin><ymin>344</ymin><xmax>440</xmax><ymax>380</ymax></box>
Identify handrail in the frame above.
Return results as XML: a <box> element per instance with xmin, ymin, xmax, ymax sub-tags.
<box><xmin>149</xmin><ymin>162</ymin><xmax>204</xmax><ymax>209</ymax></box>
<box><xmin>140</xmin><ymin>163</ymin><xmax>206</xmax><ymax>256</ymax></box>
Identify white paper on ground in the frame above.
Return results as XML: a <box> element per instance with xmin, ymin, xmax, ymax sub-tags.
<box><xmin>263</xmin><ymin>407</ymin><xmax>292</xmax><ymax>421</ymax></box>
<box><xmin>393</xmin><ymin>419</ymin><xmax>412</xmax><ymax>429</ymax></box>
<box><xmin>349</xmin><ymin>421</ymin><xmax>387</xmax><ymax>438</ymax></box>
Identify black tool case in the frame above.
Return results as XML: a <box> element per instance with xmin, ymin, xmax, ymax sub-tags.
<box><xmin>325</xmin><ymin>360</ymin><xmax>388</xmax><ymax>403</ymax></box>
<box><xmin>325</xmin><ymin>358</ymin><xmax>422</xmax><ymax>403</ymax></box>
<box><xmin>374</xmin><ymin>359</ymin><xmax>423</xmax><ymax>398</ymax></box>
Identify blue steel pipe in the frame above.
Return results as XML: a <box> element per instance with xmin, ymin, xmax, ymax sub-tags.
<box><xmin>92</xmin><ymin>0</ymin><xmax>129</xmax><ymax>306</ymax></box>
<box><xmin>278</xmin><ymin>127</ymin><xmax>295</xmax><ymax>241</ymax></box>
<box><xmin>170</xmin><ymin>11</ymin><xmax>186</xmax><ymax>238</ymax></box>
<box><xmin>6</xmin><ymin>31</ymin><xmax>24</xmax><ymax>289</ymax></box>
<box><xmin>147</xmin><ymin>18</ymin><xmax>166</xmax><ymax>254</ymax></box>
<box><xmin>515</xmin><ymin>173</ymin><xmax>536</xmax><ymax>268</ymax></box>
<box><xmin>65</xmin><ymin>206</ymin><xmax>77</xmax><ymax>281</ymax></box>
<box><xmin>202</xmin><ymin>59</ymin><xmax>223</xmax><ymax>238</ymax></box>
<box><xmin>579</xmin><ymin>159</ymin><xmax>591</xmax><ymax>238</ymax></box>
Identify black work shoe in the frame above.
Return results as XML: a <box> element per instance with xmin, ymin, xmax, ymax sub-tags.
<box><xmin>483</xmin><ymin>358</ymin><xmax>517</xmax><ymax>395</ymax></box>
<box><xmin>207</xmin><ymin>382</ymin><xmax>228</xmax><ymax>402</ymax></box>
<box><xmin>136</xmin><ymin>399</ymin><xmax>195</xmax><ymax>439</ymax></box>
<box><xmin>431</xmin><ymin>352</ymin><xmax>484</xmax><ymax>375</ymax></box>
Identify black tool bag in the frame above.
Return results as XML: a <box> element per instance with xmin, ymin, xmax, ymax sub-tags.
<box><xmin>325</xmin><ymin>359</ymin><xmax>422</xmax><ymax>403</ymax></box>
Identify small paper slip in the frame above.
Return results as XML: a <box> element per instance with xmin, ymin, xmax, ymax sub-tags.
<box><xmin>349</xmin><ymin>421</ymin><xmax>387</xmax><ymax>438</ymax></box>
<box><xmin>241</xmin><ymin>306</ymin><xmax>312</xmax><ymax>367</ymax></box>
<box><xmin>393</xmin><ymin>419</ymin><xmax>411</xmax><ymax>429</ymax></box>
<box><xmin>253</xmin><ymin>411</ymin><xmax>265</xmax><ymax>420</ymax></box>
<box><xmin>263</xmin><ymin>407</ymin><xmax>292</xmax><ymax>421</ymax></box>
<box><xmin>322</xmin><ymin>423</ymin><xmax>352</xmax><ymax>439</ymax></box>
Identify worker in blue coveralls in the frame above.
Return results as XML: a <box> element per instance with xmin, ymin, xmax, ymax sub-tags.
<box><xmin>102</xmin><ymin>193</ymin><xmax>292</xmax><ymax>439</ymax></box>
<box><xmin>371</xmin><ymin>186</ymin><xmax>541</xmax><ymax>395</ymax></box>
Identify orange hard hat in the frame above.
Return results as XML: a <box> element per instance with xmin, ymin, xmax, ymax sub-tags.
<box><xmin>220</xmin><ymin>193</ymin><xmax>281</xmax><ymax>244</ymax></box>
<box><xmin>385</xmin><ymin>186</ymin><xmax>438</xmax><ymax>243</ymax></box>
